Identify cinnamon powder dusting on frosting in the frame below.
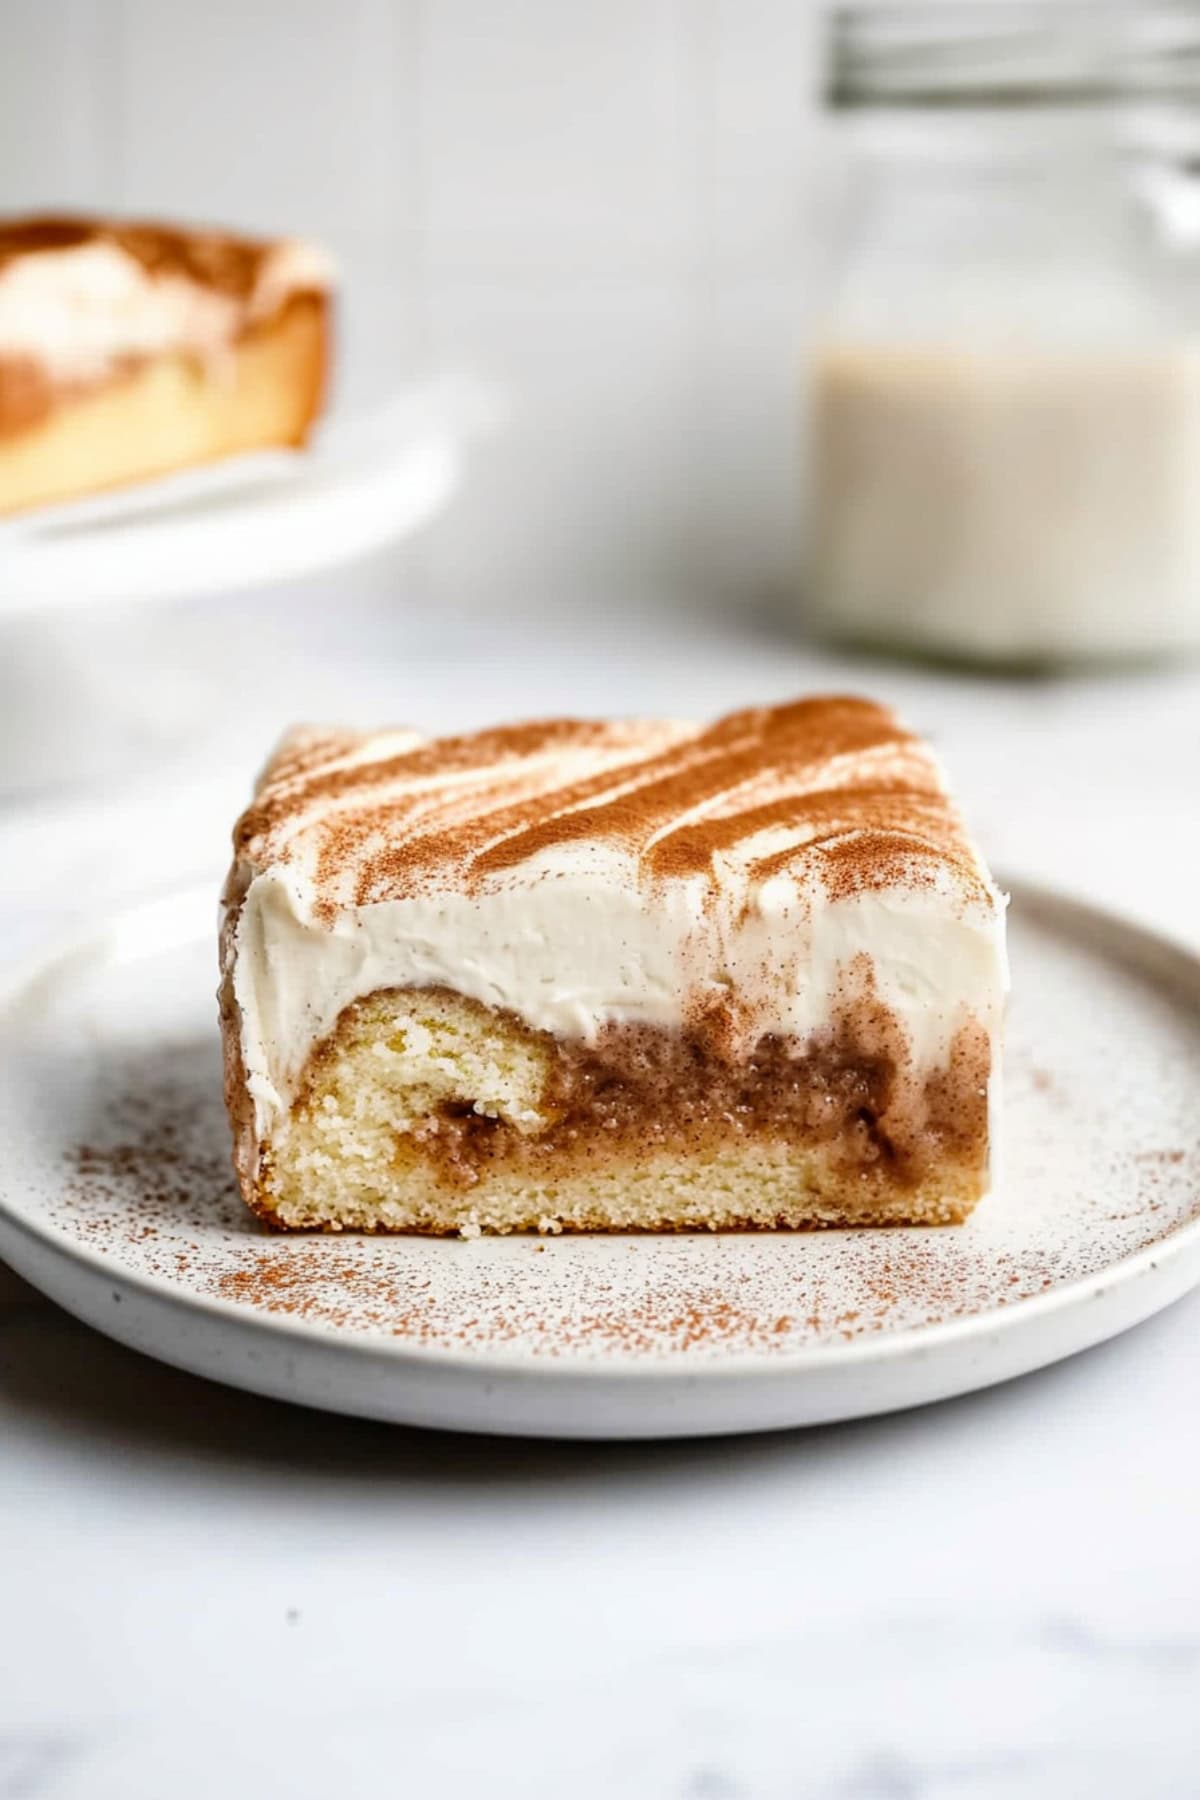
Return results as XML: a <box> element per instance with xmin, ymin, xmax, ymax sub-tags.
<box><xmin>0</xmin><ymin>214</ymin><xmax>317</xmax><ymax>298</ymax></box>
<box><xmin>230</xmin><ymin>697</ymin><xmax>995</xmax><ymax>917</ymax></box>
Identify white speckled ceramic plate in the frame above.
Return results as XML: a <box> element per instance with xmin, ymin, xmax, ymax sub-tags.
<box><xmin>1</xmin><ymin>882</ymin><xmax>1198</xmax><ymax>1439</ymax></box>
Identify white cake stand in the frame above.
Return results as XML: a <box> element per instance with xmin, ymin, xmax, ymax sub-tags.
<box><xmin>0</xmin><ymin>379</ymin><xmax>488</xmax><ymax>792</ymax></box>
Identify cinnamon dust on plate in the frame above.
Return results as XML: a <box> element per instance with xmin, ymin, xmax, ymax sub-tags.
<box><xmin>54</xmin><ymin>1035</ymin><xmax>1200</xmax><ymax>1359</ymax></box>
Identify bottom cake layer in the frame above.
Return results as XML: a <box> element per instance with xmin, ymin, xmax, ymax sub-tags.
<box><xmin>0</xmin><ymin>293</ymin><xmax>326</xmax><ymax>514</ymax></box>
<box><xmin>259</xmin><ymin>1145</ymin><xmax>985</xmax><ymax>1235</ymax></box>
<box><xmin>232</xmin><ymin>987</ymin><xmax>993</xmax><ymax>1235</ymax></box>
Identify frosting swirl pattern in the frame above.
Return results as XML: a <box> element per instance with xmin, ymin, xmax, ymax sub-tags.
<box><xmin>236</xmin><ymin>698</ymin><xmax>991</xmax><ymax>913</ymax></box>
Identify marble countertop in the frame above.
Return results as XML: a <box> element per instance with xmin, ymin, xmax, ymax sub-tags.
<box><xmin>3</xmin><ymin>588</ymin><xmax>1199</xmax><ymax>1800</ymax></box>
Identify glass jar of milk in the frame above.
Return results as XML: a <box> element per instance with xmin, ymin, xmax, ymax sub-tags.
<box><xmin>803</xmin><ymin>3</ymin><xmax>1200</xmax><ymax>663</ymax></box>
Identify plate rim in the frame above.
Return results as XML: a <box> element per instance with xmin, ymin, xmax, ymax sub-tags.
<box><xmin>2</xmin><ymin>874</ymin><xmax>1199</xmax><ymax>1383</ymax></box>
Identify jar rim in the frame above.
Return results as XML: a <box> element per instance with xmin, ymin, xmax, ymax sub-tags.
<box><xmin>826</xmin><ymin>3</ymin><xmax>1200</xmax><ymax>109</ymax></box>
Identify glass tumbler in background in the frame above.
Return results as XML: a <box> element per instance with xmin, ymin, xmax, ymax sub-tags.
<box><xmin>802</xmin><ymin>2</ymin><xmax>1200</xmax><ymax>665</ymax></box>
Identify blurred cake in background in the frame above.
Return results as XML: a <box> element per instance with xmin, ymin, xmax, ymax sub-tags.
<box><xmin>0</xmin><ymin>215</ymin><xmax>333</xmax><ymax>515</ymax></box>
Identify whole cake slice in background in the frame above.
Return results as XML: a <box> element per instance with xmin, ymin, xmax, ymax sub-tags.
<box><xmin>219</xmin><ymin>698</ymin><xmax>1008</xmax><ymax>1235</ymax></box>
<box><xmin>0</xmin><ymin>214</ymin><xmax>333</xmax><ymax>514</ymax></box>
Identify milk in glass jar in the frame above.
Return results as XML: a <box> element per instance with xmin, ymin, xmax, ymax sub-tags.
<box><xmin>803</xmin><ymin>3</ymin><xmax>1200</xmax><ymax>662</ymax></box>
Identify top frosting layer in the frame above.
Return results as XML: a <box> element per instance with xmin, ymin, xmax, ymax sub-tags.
<box><xmin>0</xmin><ymin>214</ymin><xmax>334</xmax><ymax>385</ymax></box>
<box><xmin>235</xmin><ymin>698</ymin><xmax>994</xmax><ymax>916</ymax></box>
<box><xmin>225</xmin><ymin>698</ymin><xmax>1008</xmax><ymax>1137</ymax></box>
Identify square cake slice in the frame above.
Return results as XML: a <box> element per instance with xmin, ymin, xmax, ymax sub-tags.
<box><xmin>0</xmin><ymin>215</ymin><xmax>332</xmax><ymax>514</ymax></box>
<box><xmin>219</xmin><ymin>698</ymin><xmax>1008</xmax><ymax>1234</ymax></box>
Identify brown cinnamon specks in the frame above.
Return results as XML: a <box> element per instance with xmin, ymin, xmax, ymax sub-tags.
<box><xmin>47</xmin><ymin>1013</ymin><xmax>1200</xmax><ymax>1364</ymax></box>
<box><xmin>230</xmin><ymin>696</ymin><xmax>994</xmax><ymax>914</ymax></box>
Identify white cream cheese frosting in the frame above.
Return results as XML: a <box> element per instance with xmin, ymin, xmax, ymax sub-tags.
<box><xmin>0</xmin><ymin>217</ymin><xmax>334</xmax><ymax>384</ymax></box>
<box><xmin>222</xmin><ymin>703</ymin><xmax>1009</xmax><ymax>1146</ymax></box>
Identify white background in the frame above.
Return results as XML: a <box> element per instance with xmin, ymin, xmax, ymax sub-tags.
<box><xmin>2</xmin><ymin>6</ymin><xmax>1200</xmax><ymax>1797</ymax></box>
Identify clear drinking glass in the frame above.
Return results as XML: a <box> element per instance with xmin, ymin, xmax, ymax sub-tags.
<box><xmin>803</xmin><ymin>2</ymin><xmax>1200</xmax><ymax>664</ymax></box>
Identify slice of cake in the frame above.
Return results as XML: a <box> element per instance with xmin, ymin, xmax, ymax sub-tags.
<box><xmin>0</xmin><ymin>215</ymin><xmax>333</xmax><ymax>514</ymax></box>
<box><xmin>219</xmin><ymin>698</ymin><xmax>1008</xmax><ymax>1235</ymax></box>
